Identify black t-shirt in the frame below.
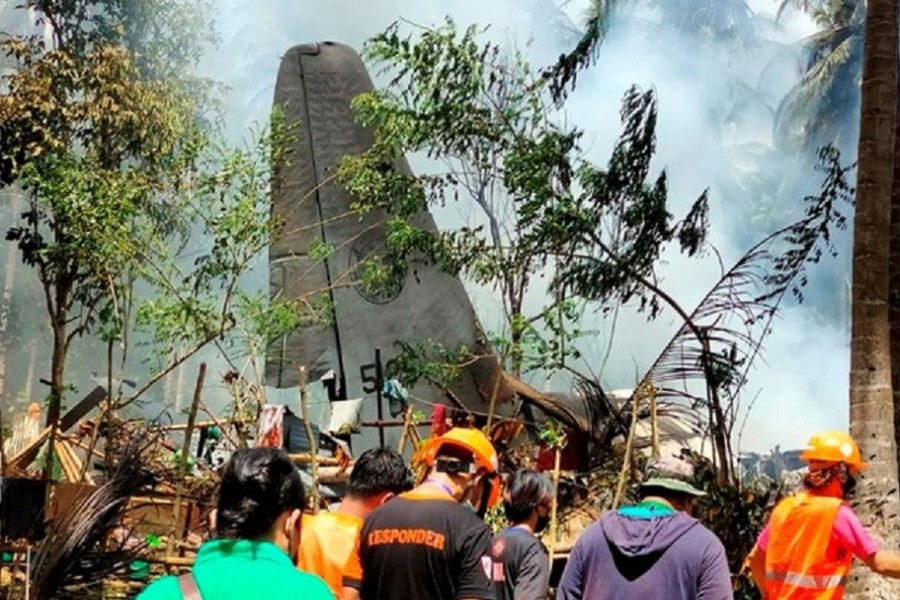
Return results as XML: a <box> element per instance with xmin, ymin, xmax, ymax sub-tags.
<box><xmin>343</xmin><ymin>491</ymin><xmax>493</xmax><ymax>600</ymax></box>
<box><xmin>490</xmin><ymin>528</ymin><xmax>550</xmax><ymax>600</ymax></box>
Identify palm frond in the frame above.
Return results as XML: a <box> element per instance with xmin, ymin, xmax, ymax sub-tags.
<box><xmin>633</xmin><ymin>146</ymin><xmax>853</xmax><ymax>480</ymax></box>
<box><xmin>774</xmin><ymin>25</ymin><xmax>860</xmax><ymax>152</ymax></box>
<box><xmin>30</xmin><ymin>428</ymin><xmax>160</xmax><ymax>599</ymax></box>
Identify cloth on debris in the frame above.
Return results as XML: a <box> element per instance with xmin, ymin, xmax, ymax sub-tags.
<box><xmin>382</xmin><ymin>379</ymin><xmax>409</xmax><ymax>418</ymax></box>
<box><xmin>328</xmin><ymin>398</ymin><xmax>364</xmax><ymax>435</ymax></box>
<box><xmin>136</xmin><ymin>539</ymin><xmax>332</xmax><ymax>600</ymax></box>
<box><xmin>282</xmin><ymin>409</ymin><xmax>321</xmax><ymax>454</ymax></box>
<box><xmin>431</xmin><ymin>404</ymin><xmax>448</xmax><ymax>437</ymax></box>
<box><xmin>556</xmin><ymin>501</ymin><xmax>732</xmax><ymax>600</ymax></box>
<box><xmin>258</xmin><ymin>405</ymin><xmax>285</xmax><ymax>449</ymax></box>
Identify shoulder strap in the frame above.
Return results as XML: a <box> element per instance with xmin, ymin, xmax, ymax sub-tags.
<box><xmin>177</xmin><ymin>572</ymin><xmax>203</xmax><ymax>600</ymax></box>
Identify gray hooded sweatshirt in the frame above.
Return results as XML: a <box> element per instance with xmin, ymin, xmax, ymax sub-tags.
<box><xmin>556</xmin><ymin>505</ymin><xmax>733</xmax><ymax>600</ymax></box>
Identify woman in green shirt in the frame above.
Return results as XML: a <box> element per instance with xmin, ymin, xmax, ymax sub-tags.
<box><xmin>139</xmin><ymin>448</ymin><xmax>332</xmax><ymax>600</ymax></box>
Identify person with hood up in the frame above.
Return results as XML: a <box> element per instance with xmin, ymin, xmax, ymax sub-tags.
<box><xmin>556</xmin><ymin>455</ymin><xmax>733</xmax><ymax>600</ymax></box>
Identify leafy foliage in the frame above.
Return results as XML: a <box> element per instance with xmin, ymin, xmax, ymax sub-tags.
<box><xmin>0</xmin><ymin>0</ymin><xmax>305</xmax><ymax>427</ymax></box>
<box><xmin>339</xmin><ymin>20</ymin><xmax>708</xmax><ymax>382</ymax></box>
<box><xmin>635</xmin><ymin>146</ymin><xmax>853</xmax><ymax>481</ymax></box>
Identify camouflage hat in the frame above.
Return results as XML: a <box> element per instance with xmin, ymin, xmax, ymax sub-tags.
<box><xmin>640</xmin><ymin>455</ymin><xmax>707</xmax><ymax>497</ymax></box>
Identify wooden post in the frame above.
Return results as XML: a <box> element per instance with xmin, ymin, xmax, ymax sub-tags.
<box><xmin>298</xmin><ymin>365</ymin><xmax>320</xmax><ymax>513</ymax></box>
<box><xmin>167</xmin><ymin>362</ymin><xmax>206</xmax><ymax>558</ymax></box>
<box><xmin>25</xmin><ymin>545</ymin><xmax>30</xmax><ymax>600</ymax></box>
<box><xmin>486</xmin><ymin>371</ymin><xmax>503</xmax><ymax>431</ymax></box>
<box><xmin>375</xmin><ymin>348</ymin><xmax>385</xmax><ymax>449</ymax></box>
<box><xmin>547</xmin><ymin>434</ymin><xmax>566</xmax><ymax>565</ymax></box>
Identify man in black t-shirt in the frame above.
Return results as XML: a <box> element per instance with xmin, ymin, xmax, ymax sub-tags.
<box><xmin>341</xmin><ymin>428</ymin><xmax>501</xmax><ymax>600</ymax></box>
<box><xmin>491</xmin><ymin>470</ymin><xmax>553</xmax><ymax>600</ymax></box>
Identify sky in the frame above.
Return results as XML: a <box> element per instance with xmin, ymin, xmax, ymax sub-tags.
<box><xmin>189</xmin><ymin>0</ymin><xmax>852</xmax><ymax>454</ymax></box>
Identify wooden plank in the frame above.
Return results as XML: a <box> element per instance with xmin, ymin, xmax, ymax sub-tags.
<box><xmin>59</xmin><ymin>386</ymin><xmax>107</xmax><ymax>432</ymax></box>
<box><xmin>53</xmin><ymin>441</ymin><xmax>77</xmax><ymax>482</ymax></box>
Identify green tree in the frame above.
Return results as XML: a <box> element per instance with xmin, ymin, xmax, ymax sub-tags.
<box><xmin>0</xmin><ymin>1</ymin><xmax>304</xmax><ymax>469</ymax></box>
<box><xmin>774</xmin><ymin>0</ymin><xmax>863</xmax><ymax>154</ymax></box>
<box><xmin>337</xmin><ymin>20</ymin><xmax>708</xmax><ymax>410</ymax></box>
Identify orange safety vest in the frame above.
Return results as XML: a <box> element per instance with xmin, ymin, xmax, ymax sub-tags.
<box><xmin>298</xmin><ymin>512</ymin><xmax>364</xmax><ymax>597</ymax></box>
<box><xmin>764</xmin><ymin>492</ymin><xmax>852</xmax><ymax>600</ymax></box>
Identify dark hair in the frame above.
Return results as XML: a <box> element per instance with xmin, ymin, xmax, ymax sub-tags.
<box><xmin>347</xmin><ymin>448</ymin><xmax>414</xmax><ymax>498</ymax></box>
<box><xmin>638</xmin><ymin>486</ymin><xmax>691</xmax><ymax>505</ymax></box>
<box><xmin>503</xmin><ymin>469</ymin><xmax>553</xmax><ymax>523</ymax></box>
<box><xmin>216</xmin><ymin>448</ymin><xmax>305</xmax><ymax>540</ymax></box>
<box><xmin>434</xmin><ymin>442</ymin><xmax>475</xmax><ymax>463</ymax></box>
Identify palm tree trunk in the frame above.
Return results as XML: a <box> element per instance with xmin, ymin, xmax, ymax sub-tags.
<box><xmin>891</xmin><ymin>87</ymin><xmax>900</xmax><ymax>476</ymax></box>
<box><xmin>850</xmin><ymin>0</ymin><xmax>900</xmax><ymax>597</ymax></box>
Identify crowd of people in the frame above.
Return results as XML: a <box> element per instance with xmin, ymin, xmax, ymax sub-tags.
<box><xmin>138</xmin><ymin>427</ymin><xmax>900</xmax><ymax>600</ymax></box>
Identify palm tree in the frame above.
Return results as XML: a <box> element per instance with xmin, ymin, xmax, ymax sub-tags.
<box><xmin>773</xmin><ymin>0</ymin><xmax>863</xmax><ymax>155</ymax></box>
<box><xmin>848</xmin><ymin>0</ymin><xmax>900</xmax><ymax>596</ymax></box>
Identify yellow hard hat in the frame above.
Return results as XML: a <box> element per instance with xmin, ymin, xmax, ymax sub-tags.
<box><xmin>800</xmin><ymin>431</ymin><xmax>868</xmax><ymax>472</ymax></box>
<box><xmin>419</xmin><ymin>428</ymin><xmax>501</xmax><ymax>507</ymax></box>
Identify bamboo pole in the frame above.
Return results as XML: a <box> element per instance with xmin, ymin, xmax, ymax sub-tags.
<box><xmin>288</xmin><ymin>454</ymin><xmax>343</xmax><ymax>466</ymax></box>
<box><xmin>485</xmin><ymin>371</ymin><xmax>503</xmax><ymax>431</ymax></box>
<box><xmin>613</xmin><ymin>385</ymin><xmax>642</xmax><ymax>509</ymax></box>
<box><xmin>360</xmin><ymin>420</ymin><xmax>406</xmax><ymax>428</ymax></box>
<box><xmin>398</xmin><ymin>406</ymin><xmax>415</xmax><ymax>454</ymax></box>
<box><xmin>167</xmin><ymin>363</ymin><xmax>206</xmax><ymax>558</ymax></box>
<box><xmin>547</xmin><ymin>435</ymin><xmax>565</xmax><ymax>565</ymax></box>
<box><xmin>152</xmin><ymin>419</ymin><xmax>251</xmax><ymax>432</ymax></box>
<box><xmin>298</xmin><ymin>365</ymin><xmax>320</xmax><ymax>513</ymax></box>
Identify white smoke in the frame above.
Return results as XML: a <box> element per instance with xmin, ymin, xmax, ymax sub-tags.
<box><xmin>0</xmin><ymin>0</ymin><xmax>846</xmax><ymax>452</ymax></box>
<box><xmin>195</xmin><ymin>0</ymin><xmax>850</xmax><ymax>453</ymax></box>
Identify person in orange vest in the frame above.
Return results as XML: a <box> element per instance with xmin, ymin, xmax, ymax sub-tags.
<box><xmin>298</xmin><ymin>448</ymin><xmax>413</xmax><ymax>596</ymax></box>
<box><xmin>746</xmin><ymin>431</ymin><xmax>900</xmax><ymax>599</ymax></box>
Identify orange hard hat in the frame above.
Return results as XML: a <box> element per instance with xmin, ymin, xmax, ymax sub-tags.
<box><xmin>800</xmin><ymin>431</ymin><xmax>868</xmax><ymax>471</ymax></box>
<box><xmin>419</xmin><ymin>427</ymin><xmax>502</xmax><ymax>507</ymax></box>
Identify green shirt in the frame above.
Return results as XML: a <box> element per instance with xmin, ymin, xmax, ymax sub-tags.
<box><xmin>138</xmin><ymin>539</ymin><xmax>332</xmax><ymax>600</ymax></box>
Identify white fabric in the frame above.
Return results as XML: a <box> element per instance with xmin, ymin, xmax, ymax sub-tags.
<box><xmin>327</xmin><ymin>398</ymin><xmax>364</xmax><ymax>434</ymax></box>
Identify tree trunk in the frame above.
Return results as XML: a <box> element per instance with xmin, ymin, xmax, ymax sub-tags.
<box><xmin>47</xmin><ymin>322</ymin><xmax>66</xmax><ymax>428</ymax></box>
<box><xmin>891</xmin><ymin>82</ymin><xmax>900</xmax><ymax>476</ymax></box>
<box><xmin>850</xmin><ymin>0</ymin><xmax>900</xmax><ymax>597</ymax></box>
